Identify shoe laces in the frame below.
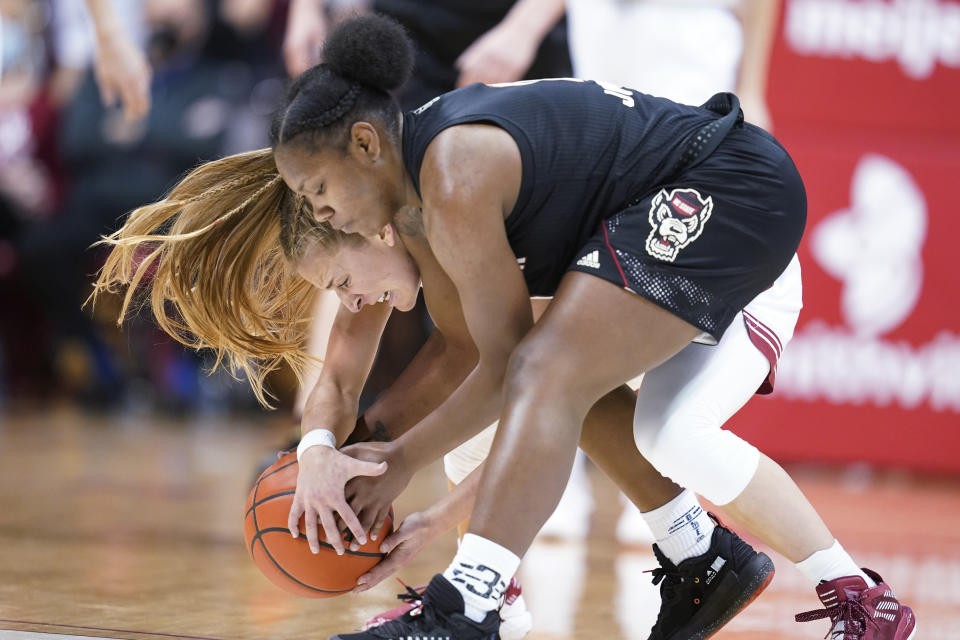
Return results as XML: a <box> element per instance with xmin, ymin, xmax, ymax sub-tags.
<box><xmin>646</xmin><ymin>546</ymin><xmax>685</xmax><ymax>603</ymax></box>
<box><xmin>795</xmin><ymin>596</ymin><xmax>880</xmax><ymax>640</ymax></box>
<box><xmin>394</xmin><ymin>578</ymin><xmax>425</xmax><ymax>608</ymax></box>
<box><xmin>644</xmin><ymin>547</ymin><xmax>688</xmax><ymax>636</ymax></box>
<box><xmin>368</xmin><ymin>580</ymin><xmax>431</xmax><ymax>637</ymax></box>
<box><xmin>372</xmin><ymin>602</ymin><xmax>439</xmax><ymax>639</ymax></box>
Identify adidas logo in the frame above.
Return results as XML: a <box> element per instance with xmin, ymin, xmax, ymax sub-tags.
<box><xmin>874</xmin><ymin>591</ymin><xmax>900</xmax><ymax>622</ymax></box>
<box><xmin>576</xmin><ymin>250</ymin><xmax>600</xmax><ymax>269</ymax></box>
<box><xmin>705</xmin><ymin>556</ymin><xmax>726</xmax><ymax>584</ymax></box>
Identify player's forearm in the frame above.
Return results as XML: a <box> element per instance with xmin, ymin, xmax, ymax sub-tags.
<box><xmin>392</xmin><ymin>355</ymin><xmax>508</xmax><ymax>473</ymax></box>
<box><xmin>363</xmin><ymin>329</ymin><xmax>478</xmax><ymax>441</ymax></box>
<box><xmin>424</xmin><ymin>463</ymin><xmax>483</xmax><ymax>533</ymax></box>
<box><xmin>301</xmin><ymin>375</ymin><xmax>362</xmax><ymax>445</ymax></box>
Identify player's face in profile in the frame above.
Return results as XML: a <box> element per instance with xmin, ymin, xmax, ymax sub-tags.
<box><xmin>275</xmin><ymin>132</ymin><xmax>395</xmax><ymax>238</ymax></box>
<box><xmin>296</xmin><ymin>228</ymin><xmax>421</xmax><ymax>313</ymax></box>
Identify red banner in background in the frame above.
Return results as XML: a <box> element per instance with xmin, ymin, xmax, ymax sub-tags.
<box><xmin>730</xmin><ymin>0</ymin><xmax>960</xmax><ymax>474</ymax></box>
<box><xmin>771</xmin><ymin>0</ymin><xmax>960</xmax><ymax>133</ymax></box>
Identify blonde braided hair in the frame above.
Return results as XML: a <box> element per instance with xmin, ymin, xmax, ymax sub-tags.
<box><xmin>91</xmin><ymin>149</ymin><xmax>351</xmax><ymax>407</ymax></box>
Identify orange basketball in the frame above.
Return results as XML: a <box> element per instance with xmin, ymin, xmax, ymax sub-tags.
<box><xmin>243</xmin><ymin>451</ymin><xmax>393</xmax><ymax>598</ymax></box>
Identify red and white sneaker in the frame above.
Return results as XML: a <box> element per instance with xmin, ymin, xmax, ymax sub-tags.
<box><xmin>362</xmin><ymin>577</ymin><xmax>533</xmax><ymax>640</ymax></box>
<box><xmin>795</xmin><ymin>568</ymin><xmax>916</xmax><ymax>639</ymax></box>
<box><xmin>361</xmin><ymin>580</ymin><xmax>424</xmax><ymax>631</ymax></box>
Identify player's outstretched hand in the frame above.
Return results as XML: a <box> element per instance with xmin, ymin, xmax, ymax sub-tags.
<box><xmin>342</xmin><ymin>441</ymin><xmax>413</xmax><ymax>548</ymax></box>
<box><xmin>353</xmin><ymin>510</ymin><xmax>443</xmax><ymax>592</ymax></box>
<box><xmin>454</xmin><ymin>20</ymin><xmax>538</xmax><ymax>87</ymax></box>
<box><xmin>93</xmin><ymin>33</ymin><xmax>152</xmax><ymax>120</ymax></box>
<box><xmin>287</xmin><ymin>445</ymin><xmax>387</xmax><ymax>555</ymax></box>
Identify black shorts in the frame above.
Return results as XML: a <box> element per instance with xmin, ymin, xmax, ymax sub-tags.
<box><xmin>569</xmin><ymin>124</ymin><xmax>807</xmax><ymax>343</ymax></box>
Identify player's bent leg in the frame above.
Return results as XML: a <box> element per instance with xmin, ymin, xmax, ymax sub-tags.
<box><xmin>353</xmin><ymin>275</ymin><xmax>704</xmax><ymax>640</ymax></box>
<box><xmin>363</xmin><ymin>422</ymin><xmax>534</xmax><ymax>639</ymax></box>
<box><xmin>624</xmin><ymin>321</ymin><xmax>779</xmax><ymax>639</ymax></box>
<box><xmin>632</xmin><ymin>314</ymin><xmax>915</xmax><ymax>639</ymax></box>
<box><xmin>580</xmin><ymin>384</ymin><xmax>684</xmax><ymax>512</ymax></box>
<box><xmin>469</xmin><ymin>272</ymin><xmax>700</xmax><ymax>555</ymax></box>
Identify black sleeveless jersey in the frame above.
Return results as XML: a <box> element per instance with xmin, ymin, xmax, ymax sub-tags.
<box><xmin>401</xmin><ymin>79</ymin><xmax>718</xmax><ymax>296</ymax></box>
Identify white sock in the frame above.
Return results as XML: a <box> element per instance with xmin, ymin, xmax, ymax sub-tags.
<box><xmin>795</xmin><ymin>540</ymin><xmax>876</xmax><ymax>587</ymax></box>
<box><xmin>641</xmin><ymin>489</ymin><xmax>714</xmax><ymax>564</ymax></box>
<box><xmin>443</xmin><ymin>534</ymin><xmax>521</xmax><ymax>622</ymax></box>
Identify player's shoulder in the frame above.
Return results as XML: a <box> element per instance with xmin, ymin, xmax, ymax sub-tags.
<box><xmin>420</xmin><ymin>123</ymin><xmax>522</xmax><ymax>212</ymax></box>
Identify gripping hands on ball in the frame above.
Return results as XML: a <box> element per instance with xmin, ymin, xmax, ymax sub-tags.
<box><xmin>288</xmin><ymin>446</ymin><xmax>387</xmax><ymax>555</ymax></box>
<box><xmin>342</xmin><ymin>441</ymin><xmax>415</xmax><ymax>549</ymax></box>
<box><xmin>354</xmin><ymin>509</ymin><xmax>443</xmax><ymax>592</ymax></box>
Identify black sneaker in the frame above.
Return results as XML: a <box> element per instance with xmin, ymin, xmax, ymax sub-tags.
<box><xmin>647</xmin><ymin>513</ymin><xmax>775</xmax><ymax>640</ymax></box>
<box><xmin>330</xmin><ymin>574</ymin><xmax>500</xmax><ymax>640</ymax></box>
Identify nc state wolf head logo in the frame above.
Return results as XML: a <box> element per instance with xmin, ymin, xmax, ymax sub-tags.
<box><xmin>645</xmin><ymin>188</ymin><xmax>714</xmax><ymax>262</ymax></box>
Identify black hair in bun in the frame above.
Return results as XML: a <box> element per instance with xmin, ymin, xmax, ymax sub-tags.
<box><xmin>322</xmin><ymin>14</ymin><xmax>414</xmax><ymax>92</ymax></box>
<box><xmin>271</xmin><ymin>14</ymin><xmax>414</xmax><ymax>150</ymax></box>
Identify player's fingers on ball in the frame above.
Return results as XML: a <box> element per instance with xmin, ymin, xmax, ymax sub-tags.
<box><xmin>304</xmin><ymin>508</ymin><xmax>321</xmax><ymax>553</ymax></box>
<box><xmin>356</xmin><ymin>502</ymin><xmax>377</xmax><ymax>536</ymax></box>
<box><xmin>287</xmin><ymin>501</ymin><xmax>304</xmax><ymax>538</ymax></box>
<box><xmin>370</xmin><ymin>508</ymin><xmax>388</xmax><ymax>542</ymax></box>
<box><xmin>352</xmin><ymin>458</ymin><xmax>387</xmax><ymax>477</ymax></box>
<box><xmin>355</xmin><ymin>560</ymin><xmax>391</xmax><ymax>590</ymax></box>
<box><xmin>379</xmin><ymin>529</ymin><xmax>404</xmax><ymax>554</ymax></box>
<box><xmin>319</xmin><ymin>510</ymin><xmax>343</xmax><ymax>555</ymax></box>
<box><xmin>336</xmin><ymin>500</ymin><xmax>367</xmax><ymax>546</ymax></box>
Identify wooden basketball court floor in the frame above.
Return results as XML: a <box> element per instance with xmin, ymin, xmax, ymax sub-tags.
<box><xmin>1</xmin><ymin>409</ymin><xmax>957</xmax><ymax>640</ymax></box>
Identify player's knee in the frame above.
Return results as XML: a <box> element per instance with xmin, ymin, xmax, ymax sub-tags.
<box><xmin>632</xmin><ymin>413</ymin><xmax>662</xmax><ymax>453</ymax></box>
<box><xmin>635</xmin><ymin>412</ymin><xmax>720</xmax><ymax>475</ymax></box>
<box><xmin>635</xmin><ymin>412</ymin><xmax>760</xmax><ymax>504</ymax></box>
<box><xmin>505</xmin><ymin>339</ymin><xmax>563</xmax><ymax>394</ymax></box>
<box><xmin>506</xmin><ymin>338</ymin><xmax>601</xmax><ymax>415</ymax></box>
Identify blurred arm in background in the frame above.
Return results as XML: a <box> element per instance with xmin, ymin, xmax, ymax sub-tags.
<box><xmin>454</xmin><ymin>0</ymin><xmax>566</xmax><ymax>87</ymax></box>
<box><xmin>84</xmin><ymin>0</ymin><xmax>152</xmax><ymax>120</ymax></box>
<box><xmin>733</xmin><ymin>0</ymin><xmax>780</xmax><ymax>131</ymax></box>
<box><xmin>283</xmin><ymin>0</ymin><xmax>368</xmax><ymax>77</ymax></box>
<box><xmin>283</xmin><ymin>0</ymin><xmax>328</xmax><ymax>77</ymax></box>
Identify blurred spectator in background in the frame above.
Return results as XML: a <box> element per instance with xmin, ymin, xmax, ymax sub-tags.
<box><xmin>1</xmin><ymin>0</ymin><xmax>287</xmax><ymax>412</ymax></box>
<box><xmin>0</xmin><ymin>0</ymin><xmax>65</xmax><ymax>403</ymax></box>
<box><xmin>2</xmin><ymin>0</ymin><xmax>568</xmax><ymax>413</ymax></box>
<box><xmin>567</xmin><ymin>0</ymin><xmax>777</xmax><ymax>130</ymax></box>
<box><xmin>52</xmin><ymin>0</ymin><xmax>152</xmax><ymax>122</ymax></box>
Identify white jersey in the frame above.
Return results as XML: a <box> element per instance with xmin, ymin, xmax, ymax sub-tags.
<box><xmin>567</xmin><ymin>0</ymin><xmax>744</xmax><ymax>106</ymax></box>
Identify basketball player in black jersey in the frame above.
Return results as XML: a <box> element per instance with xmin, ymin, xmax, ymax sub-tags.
<box><xmin>268</xmin><ymin>14</ymin><xmax>916</xmax><ymax>640</ymax></box>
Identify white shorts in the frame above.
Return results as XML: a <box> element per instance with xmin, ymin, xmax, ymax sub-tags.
<box><xmin>444</xmin><ymin>255</ymin><xmax>802</xmax><ymax>488</ymax></box>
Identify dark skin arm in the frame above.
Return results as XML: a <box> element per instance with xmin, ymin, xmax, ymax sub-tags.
<box><xmin>380</xmin><ymin>124</ymin><xmax>532</xmax><ymax>473</ymax></box>
<box><xmin>352</xmin><ymin>231</ymin><xmax>479</xmax><ymax>445</ymax></box>
<box><xmin>342</xmin><ymin>231</ymin><xmax>483</xmax><ymax>538</ymax></box>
